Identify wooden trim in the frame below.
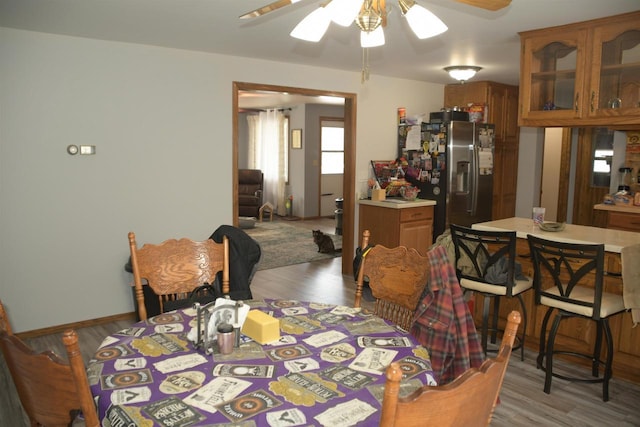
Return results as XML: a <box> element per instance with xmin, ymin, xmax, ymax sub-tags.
<box><xmin>233</xmin><ymin>81</ymin><xmax>357</xmax><ymax>276</ymax></box>
<box><xmin>15</xmin><ymin>312</ymin><xmax>136</xmax><ymax>340</ymax></box>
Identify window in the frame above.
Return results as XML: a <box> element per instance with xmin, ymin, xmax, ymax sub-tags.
<box><xmin>591</xmin><ymin>128</ymin><xmax>613</xmax><ymax>188</ymax></box>
<box><xmin>321</xmin><ymin>120</ymin><xmax>344</xmax><ymax>174</ymax></box>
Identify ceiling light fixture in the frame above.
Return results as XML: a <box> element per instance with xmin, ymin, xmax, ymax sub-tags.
<box><xmin>290</xmin><ymin>0</ymin><xmax>447</xmax><ymax>82</ymax></box>
<box><xmin>444</xmin><ymin>65</ymin><xmax>482</xmax><ymax>83</ymax></box>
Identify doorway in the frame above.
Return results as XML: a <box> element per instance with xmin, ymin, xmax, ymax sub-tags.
<box><xmin>232</xmin><ymin>82</ymin><xmax>357</xmax><ymax>275</ymax></box>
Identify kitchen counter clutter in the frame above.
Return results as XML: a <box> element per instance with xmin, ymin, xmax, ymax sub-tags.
<box><xmin>470</xmin><ymin>217</ymin><xmax>640</xmax><ymax>384</ymax></box>
<box><xmin>358</xmin><ymin>199</ymin><xmax>435</xmax><ymax>255</ymax></box>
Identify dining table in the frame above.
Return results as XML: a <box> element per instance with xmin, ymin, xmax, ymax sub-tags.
<box><xmin>87</xmin><ymin>299</ymin><xmax>436</xmax><ymax>427</ymax></box>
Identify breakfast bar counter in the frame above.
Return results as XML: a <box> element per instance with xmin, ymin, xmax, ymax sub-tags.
<box><xmin>472</xmin><ymin>216</ymin><xmax>640</xmax><ymax>252</ymax></box>
<box><xmin>469</xmin><ymin>217</ymin><xmax>640</xmax><ymax>384</ymax></box>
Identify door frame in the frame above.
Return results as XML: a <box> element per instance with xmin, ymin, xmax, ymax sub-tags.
<box><xmin>232</xmin><ymin>81</ymin><xmax>357</xmax><ymax>275</ymax></box>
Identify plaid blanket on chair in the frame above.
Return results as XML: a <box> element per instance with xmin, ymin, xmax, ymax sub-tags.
<box><xmin>410</xmin><ymin>245</ymin><xmax>485</xmax><ymax>384</ymax></box>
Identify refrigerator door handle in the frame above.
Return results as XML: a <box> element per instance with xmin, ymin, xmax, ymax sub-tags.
<box><xmin>469</xmin><ymin>145</ymin><xmax>479</xmax><ymax>216</ymax></box>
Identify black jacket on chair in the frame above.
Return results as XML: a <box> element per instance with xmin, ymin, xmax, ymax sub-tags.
<box><xmin>210</xmin><ymin>225</ymin><xmax>261</xmax><ymax>301</ymax></box>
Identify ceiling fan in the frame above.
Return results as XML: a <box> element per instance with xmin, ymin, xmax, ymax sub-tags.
<box><xmin>240</xmin><ymin>0</ymin><xmax>510</xmax><ymax>81</ymax></box>
<box><xmin>240</xmin><ymin>0</ymin><xmax>511</xmax><ymax>20</ymax></box>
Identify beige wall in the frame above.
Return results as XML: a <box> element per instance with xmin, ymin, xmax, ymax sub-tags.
<box><xmin>0</xmin><ymin>27</ymin><xmax>445</xmax><ymax>332</ymax></box>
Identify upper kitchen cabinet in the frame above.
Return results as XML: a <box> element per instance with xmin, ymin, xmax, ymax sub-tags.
<box><xmin>519</xmin><ymin>11</ymin><xmax>640</xmax><ymax>128</ymax></box>
<box><xmin>588</xmin><ymin>16</ymin><xmax>640</xmax><ymax>122</ymax></box>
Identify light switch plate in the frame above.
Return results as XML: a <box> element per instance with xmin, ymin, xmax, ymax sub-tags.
<box><xmin>80</xmin><ymin>145</ymin><xmax>96</xmax><ymax>155</ymax></box>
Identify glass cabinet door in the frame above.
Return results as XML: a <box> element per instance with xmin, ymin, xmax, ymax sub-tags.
<box><xmin>589</xmin><ymin>20</ymin><xmax>640</xmax><ymax>118</ymax></box>
<box><xmin>520</xmin><ymin>29</ymin><xmax>588</xmax><ymax>121</ymax></box>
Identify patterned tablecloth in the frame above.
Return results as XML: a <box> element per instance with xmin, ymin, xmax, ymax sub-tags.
<box><xmin>88</xmin><ymin>299</ymin><xmax>435</xmax><ymax>427</ymax></box>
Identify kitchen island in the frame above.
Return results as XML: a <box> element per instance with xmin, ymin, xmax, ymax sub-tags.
<box><xmin>471</xmin><ymin>217</ymin><xmax>640</xmax><ymax>384</ymax></box>
<box><xmin>358</xmin><ymin>198</ymin><xmax>436</xmax><ymax>255</ymax></box>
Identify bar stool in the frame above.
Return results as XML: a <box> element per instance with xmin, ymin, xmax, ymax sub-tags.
<box><xmin>527</xmin><ymin>235</ymin><xmax>626</xmax><ymax>401</ymax></box>
<box><xmin>450</xmin><ymin>224</ymin><xmax>532</xmax><ymax>361</ymax></box>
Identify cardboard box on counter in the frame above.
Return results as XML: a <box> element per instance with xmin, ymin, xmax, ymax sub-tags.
<box><xmin>371</xmin><ymin>189</ymin><xmax>386</xmax><ymax>201</ymax></box>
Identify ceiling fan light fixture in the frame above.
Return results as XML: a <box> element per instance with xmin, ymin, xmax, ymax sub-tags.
<box><xmin>290</xmin><ymin>6</ymin><xmax>331</xmax><ymax>42</ymax></box>
<box><xmin>360</xmin><ymin>26</ymin><xmax>385</xmax><ymax>47</ymax></box>
<box><xmin>327</xmin><ymin>0</ymin><xmax>364</xmax><ymax>27</ymax></box>
<box><xmin>355</xmin><ymin>2</ymin><xmax>383</xmax><ymax>33</ymax></box>
<box><xmin>445</xmin><ymin>65</ymin><xmax>482</xmax><ymax>82</ymax></box>
<box><xmin>398</xmin><ymin>0</ymin><xmax>447</xmax><ymax>39</ymax></box>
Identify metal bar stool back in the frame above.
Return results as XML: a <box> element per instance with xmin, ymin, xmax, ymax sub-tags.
<box><xmin>527</xmin><ymin>234</ymin><xmax>626</xmax><ymax>401</ymax></box>
<box><xmin>450</xmin><ymin>224</ymin><xmax>533</xmax><ymax>361</ymax></box>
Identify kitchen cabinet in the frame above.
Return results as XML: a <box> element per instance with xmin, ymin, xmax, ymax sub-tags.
<box><xmin>358</xmin><ymin>200</ymin><xmax>434</xmax><ymax>256</ymax></box>
<box><xmin>444</xmin><ymin>81</ymin><xmax>519</xmax><ymax>220</ymax></box>
<box><xmin>594</xmin><ymin>203</ymin><xmax>640</xmax><ymax>232</ymax></box>
<box><xmin>519</xmin><ymin>11</ymin><xmax>640</xmax><ymax>128</ymax></box>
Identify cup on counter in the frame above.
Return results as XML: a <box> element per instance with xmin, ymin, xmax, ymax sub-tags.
<box><xmin>217</xmin><ymin>323</ymin><xmax>235</xmax><ymax>355</ymax></box>
<box><xmin>532</xmin><ymin>207</ymin><xmax>545</xmax><ymax>226</ymax></box>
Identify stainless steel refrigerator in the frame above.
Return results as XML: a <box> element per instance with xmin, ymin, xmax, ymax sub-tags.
<box><xmin>446</xmin><ymin>121</ymin><xmax>494</xmax><ymax>230</ymax></box>
<box><xmin>400</xmin><ymin>120</ymin><xmax>495</xmax><ymax>239</ymax></box>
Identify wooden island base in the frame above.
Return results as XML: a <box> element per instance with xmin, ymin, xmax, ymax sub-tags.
<box><xmin>471</xmin><ymin>218</ymin><xmax>640</xmax><ymax>385</ymax></box>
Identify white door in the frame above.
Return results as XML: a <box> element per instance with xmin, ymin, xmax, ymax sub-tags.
<box><xmin>320</xmin><ymin>119</ymin><xmax>344</xmax><ymax>217</ymax></box>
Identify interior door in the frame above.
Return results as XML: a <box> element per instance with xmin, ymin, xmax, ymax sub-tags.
<box><xmin>320</xmin><ymin>119</ymin><xmax>344</xmax><ymax>217</ymax></box>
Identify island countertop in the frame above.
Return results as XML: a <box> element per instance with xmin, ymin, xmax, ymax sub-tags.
<box><xmin>472</xmin><ymin>217</ymin><xmax>640</xmax><ymax>253</ymax></box>
<box><xmin>358</xmin><ymin>198</ymin><xmax>436</xmax><ymax>209</ymax></box>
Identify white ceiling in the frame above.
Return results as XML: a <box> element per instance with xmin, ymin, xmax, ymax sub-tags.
<box><xmin>1</xmin><ymin>0</ymin><xmax>638</xmax><ymax>108</ymax></box>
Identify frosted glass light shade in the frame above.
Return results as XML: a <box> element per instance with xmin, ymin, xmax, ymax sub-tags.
<box><xmin>403</xmin><ymin>3</ymin><xmax>448</xmax><ymax>39</ymax></box>
<box><xmin>444</xmin><ymin>66</ymin><xmax>482</xmax><ymax>82</ymax></box>
<box><xmin>361</xmin><ymin>27</ymin><xmax>385</xmax><ymax>47</ymax></box>
<box><xmin>327</xmin><ymin>0</ymin><xmax>364</xmax><ymax>27</ymax></box>
<box><xmin>290</xmin><ymin>7</ymin><xmax>331</xmax><ymax>42</ymax></box>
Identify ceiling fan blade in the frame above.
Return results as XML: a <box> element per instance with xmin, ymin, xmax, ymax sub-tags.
<box><xmin>240</xmin><ymin>0</ymin><xmax>300</xmax><ymax>19</ymax></box>
<box><xmin>451</xmin><ymin>0</ymin><xmax>511</xmax><ymax>11</ymax></box>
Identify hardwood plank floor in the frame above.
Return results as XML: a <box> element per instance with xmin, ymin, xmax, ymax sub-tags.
<box><xmin>2</xmin><ymin>221</ymin><xmax>639</xmax><ymax>426</ymax></box>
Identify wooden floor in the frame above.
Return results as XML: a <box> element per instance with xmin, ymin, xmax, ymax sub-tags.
<box><xmin>2</xmin><ymin>218</ymin><xmax>640</xmax><ymax>426</ymax></box>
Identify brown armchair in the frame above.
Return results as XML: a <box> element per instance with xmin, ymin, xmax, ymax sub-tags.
<box><xmin>238</xmin><ymin>169</ymin><xmax>263</xmax><ymax>218</ymax></box>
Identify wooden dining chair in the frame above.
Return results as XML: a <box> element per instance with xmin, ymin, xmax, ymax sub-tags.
<box><xmin>354</xmin><ymin>230</ymin><xmax>430</xmax><ymax>331</ymax></box>
<box><xmin>0</xmin><ymin>300</ymin><xmax>100</xmax><ymax>427</ymax></box>
<box><xmin>380</xmin><ymin>310</ymin><xmax>521</xmax><ymax>427</ymax></box>
<box><xmin>128</xmin><ymin>231</ymin><xmax>230</xmax><ymax>320</ymax></box>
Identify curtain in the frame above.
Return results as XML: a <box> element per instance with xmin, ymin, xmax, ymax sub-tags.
<box><xmin>246</xmin><ymin>110</ymin><xmax>287</xmax><ymax>216</ymax></box>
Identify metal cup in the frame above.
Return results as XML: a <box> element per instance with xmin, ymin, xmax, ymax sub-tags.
<box><xmin>217</xmin><ymin>323</ymin><xmax>234</xmax><ymax>355</ymax></box>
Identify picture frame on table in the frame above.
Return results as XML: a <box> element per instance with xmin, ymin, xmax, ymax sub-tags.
<box><xmin>291</xmin><ymin>129</ymin><xmax>302</xmax><ymax>149</ymax></box>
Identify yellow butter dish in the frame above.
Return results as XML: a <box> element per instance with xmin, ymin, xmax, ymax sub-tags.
<box><xmin>241</xmin><ymin>310</ymin><xmax>280</xmax><ymax>344</ymax></box>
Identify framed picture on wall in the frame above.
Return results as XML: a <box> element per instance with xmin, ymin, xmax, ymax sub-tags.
<box><xmin>291</xmin><ymin>129</ymin><xmax>302</xmax><ymax>149</ymax></box>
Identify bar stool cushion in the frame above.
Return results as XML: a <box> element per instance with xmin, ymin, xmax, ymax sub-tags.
<box><xmin>540</xmin><ymin>286</ymin><xmax>625</xmax><ymax>318</ymax></box>
<box><xmin>460</xmin><ymin>276</ymin><xmax>532</xmax><ymax>296</ymax></box>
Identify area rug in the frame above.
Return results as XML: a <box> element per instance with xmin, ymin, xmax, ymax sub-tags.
<box><xmin>245</xmin><ymin>221</ymin><xmax>342</xmax><ymax>270</ymax></box>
